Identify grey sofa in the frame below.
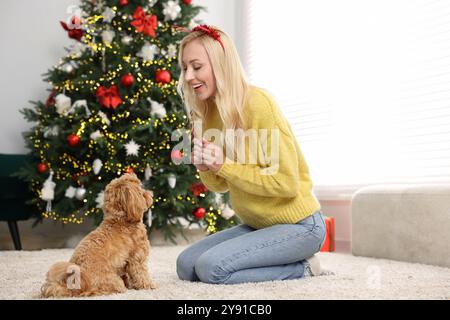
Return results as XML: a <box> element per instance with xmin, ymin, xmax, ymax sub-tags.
<box><xmin>352</xmin><ymin>184</ymin><xmax>450</xmax><ymax>268</ymax></box>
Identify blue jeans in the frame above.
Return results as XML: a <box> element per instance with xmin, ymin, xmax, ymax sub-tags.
<box><xmin>176</xmin><ymin>211</ymin><xmax>326</xmax><ymax>284</ymax></box>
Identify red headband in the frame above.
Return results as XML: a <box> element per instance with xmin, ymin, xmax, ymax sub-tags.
<box><xmin>173</xmin><ymin>24</ymin><xmax>225</xmax><ymax>50</ymax></box>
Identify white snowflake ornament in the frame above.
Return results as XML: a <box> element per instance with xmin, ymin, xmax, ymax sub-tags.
<box><xmin>163</xmin><ymin>1</ymin><xmax>181</xmax><ymax>21</ymax></box>
<box><xmin>125</xmin><ymin>139</ymin><xmax>140</xmax><ymax>156</ymax></box>
<box><xmin>137</xmin><ymin>42</ymin><xmax>159</xmax><ymax>62</ymax></box>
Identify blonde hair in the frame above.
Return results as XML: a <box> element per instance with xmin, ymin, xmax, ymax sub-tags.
<box><xmin>177</xmin><ymin>26</ymin><xmax>250</xmax><ymax>131</ymax></box>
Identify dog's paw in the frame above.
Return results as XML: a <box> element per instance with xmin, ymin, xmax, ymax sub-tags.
<box><xmin>144</xmin><ymin>281</ymin><xmax>158</xmax><ymax>290</ymax></box>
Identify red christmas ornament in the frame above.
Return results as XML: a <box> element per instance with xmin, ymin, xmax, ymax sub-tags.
<box><xmin>182</xmin><ymin>0</ymin><xmax>193</xmax><ymax>4</ymax></box>
<box><xmin>120</xmin><ymin>73</ymin><xmax>134</xmax><ymax>87</ymax></box>
<box><xmin>67</xmin><ymin>134</ymin><xmax>81</xmax><ymax>147</ymax></box>
<box><xmin>193</xmin><ymin>207</ymin><xmax>206</xmax><ymax>220</ymax></box>
<box><xmin>131</xmin><ymin>6</ymin><xmax>158</xmax><ymax>37</ymax></box>
<box><xmin>96</xmin><ymin>85</ymin><xmax>122</xmax><ymax>109</ymax></box>
<box><xmin>119</xmin><ymin>0</ymin><xmax>129</xmax><ymax>6</ymax></box>
<box><xmin>60</xmin><ymin>16</ymin><xmax>84</xmax><ymax>41</ymax></box>
<box><xmin>125</xmin><ymin>167</ymin><xmax>134</xmax><ymax>174</ymax></box>
<box><xmin>171</xmin><ymin>149</ymin><xmax>183</xmax><ymax>161</ymax></box>
<box><xmin>37</xmin><ymin>163</ymin><xmax>48</xmax><ymax>174</ymax></box>
<box><xmin>190</xmin><ymin>182</ymin><xmax>208</xmax><ymax>197</ymax></box>
<box><xmin>155</xmin><ymin>69</ymin><xmax>171</xmax><ymax>85</ymax></box>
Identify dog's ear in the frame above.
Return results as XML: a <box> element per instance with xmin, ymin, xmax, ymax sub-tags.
<box><xmin>143</xmin><ymin>190</ymin><xmax>153</xmax><ymax>208</ymax></box>
<box><xmin>124</xmin><ymin>185</ymin><xmax>146</xmax><ymax>223</ymax></box>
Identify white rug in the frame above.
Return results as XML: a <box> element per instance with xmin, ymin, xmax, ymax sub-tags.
<box><xmin>1</xmin><ymin>246</ymin><xmax>449</xmax><ymax>300</ymax></box>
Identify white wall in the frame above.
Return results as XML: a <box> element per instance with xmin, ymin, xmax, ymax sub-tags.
<box><xmin>0</xmin><ymin>0</ymin><xmax>239</xmax><ymax>154</ymax></box>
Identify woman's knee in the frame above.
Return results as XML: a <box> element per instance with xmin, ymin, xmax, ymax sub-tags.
<box><xmin>194</xmin><ymin>252</ymin><xmax>229</xmax><ymax>284</ymax></box>
<box><xmin>176</xmin><ymin>249</ymin><xmax>198</xmax><ymax>282</ymax></box>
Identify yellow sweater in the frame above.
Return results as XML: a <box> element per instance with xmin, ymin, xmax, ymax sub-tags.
<box><xmin>199</xmin><ymin>86</ymin><xmax>321</xmax><ymax>229</ymax></box>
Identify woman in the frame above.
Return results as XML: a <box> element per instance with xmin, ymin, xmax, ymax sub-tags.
<box><xmin>176</xmin><ymin>25</ymin><xmax>326</xmax><ymax>284</ymax></box>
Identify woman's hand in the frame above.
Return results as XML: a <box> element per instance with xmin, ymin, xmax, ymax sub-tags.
<box><xmin>191</xmin><ymin>138</ymin><xmax>209</xmax><ymax>172</ymax></box>
<box><xmin>201</xmin><ymin>139</ymin><xmax>224</xmax><ymax>173</ymax></box>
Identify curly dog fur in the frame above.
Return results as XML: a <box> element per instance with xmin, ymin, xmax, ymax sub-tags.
<box><xmin>41</xmin><ymin>173</ymin><xmax>157</xmax><ymax>297</ymax></box>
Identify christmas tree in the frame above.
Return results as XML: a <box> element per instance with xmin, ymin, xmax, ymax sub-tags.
<box><xmin>18</xmin><ymin>0</ymin><xmax>238</xmax><ymax>242</ymax></box>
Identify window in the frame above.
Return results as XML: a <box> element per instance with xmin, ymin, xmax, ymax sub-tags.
<box><xmin>243</xmin><ymin>0</ymin><xmax>450</xmax><ymax>186</ymax></box>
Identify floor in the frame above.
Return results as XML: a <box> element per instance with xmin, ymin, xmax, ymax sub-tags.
<box><xmin>1</xmin><ymin>245</ymin><xmax>449</xmax><ymax>300</ymax></box>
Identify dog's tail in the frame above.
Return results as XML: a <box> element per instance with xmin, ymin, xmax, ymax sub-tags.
<box><xmin>41</xmin><ymin>261</ymin><xmax>90</xmax><ymax>298</ymax></box>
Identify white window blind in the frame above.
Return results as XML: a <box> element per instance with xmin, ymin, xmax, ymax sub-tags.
<box><xmin>243</xmin><ymin>0</ymin><xmax>450</xmax><ymax>186</ymax></box>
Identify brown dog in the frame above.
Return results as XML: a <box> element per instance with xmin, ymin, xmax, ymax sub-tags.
<box><xmin>41</xmin><ymin>173</ymin><xmax>157</xmax><ymax>297</ymax></box>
